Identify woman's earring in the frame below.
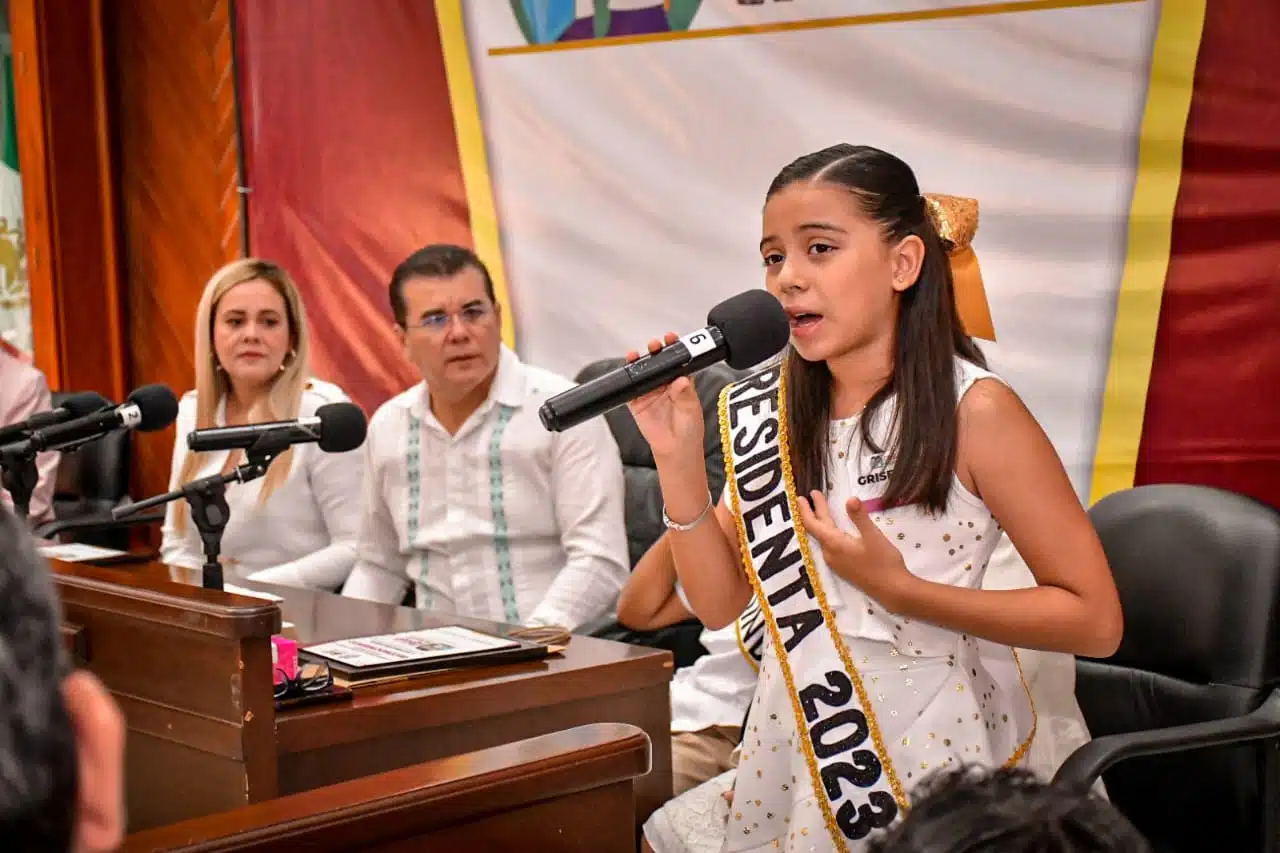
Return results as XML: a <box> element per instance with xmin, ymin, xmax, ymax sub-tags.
<box><xmin>279</xmin><ymin>349</ymin><xmax>296</xmax><ymax>373</ymax></box>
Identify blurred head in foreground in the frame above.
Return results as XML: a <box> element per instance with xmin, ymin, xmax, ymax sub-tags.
<box><xmin>869</xmin><ymin>765</ymin><xmax>1150</xmax><ymax>853</ymax></box>
<box><xmin>0</xmin><ymin>506</ymin><xmax>125</xmax><ymax>851</ymax></box>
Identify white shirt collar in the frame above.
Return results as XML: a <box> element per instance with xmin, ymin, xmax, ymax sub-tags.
<box><xmin>490</xmin><ymin>345</ymin><xmax>528</xmax><ymax>409</ymax></box>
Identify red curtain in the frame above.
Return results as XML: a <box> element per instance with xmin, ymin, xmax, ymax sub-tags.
<box><xmin>1135</xmin><ymin>0</ymin><xmax>1280</xmax><ymax>509</ymax></box>
<box><xmin>235</xmin><ymin>0</ymin><xmax>473</xmax><ymax>415</ymax></box>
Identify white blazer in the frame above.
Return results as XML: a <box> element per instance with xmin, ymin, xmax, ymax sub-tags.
<box><xmin>159</xmin><ymin>379</ymin><xmax>365</xmax><ymax>590</ymax></box>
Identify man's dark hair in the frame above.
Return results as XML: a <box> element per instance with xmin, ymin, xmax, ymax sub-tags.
<box><xmin>869</xmin><ymin>765</ymin><xmax>1150</xmax><ymax>853</ymax></box>
<box><xmin>388</xmin><ymin>244</ymin><xmax>496</xmax><ymax>327</ymax></box>
<box><xmin>0</xmin><ymin>506</ymin><xmax>78</xmax><ymax>850</ymax></box>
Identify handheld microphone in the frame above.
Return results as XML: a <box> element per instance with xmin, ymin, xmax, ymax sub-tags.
<box><xmin>187</xmin><ymin>402</ymin><xmax>367</xmax><ymax>454</ymax></box>
<box><xmin>538</xmin><ymin>289</ymin><xmax>791</xmax><ymax>433</ymax></box>
<box><xmin>1</xmin><ymin>384</ymin><xmax>178</xmax><ymax>457</ymax></box>
<box><xmin>0</xmin><ymin>392</ymin><xmax>113</xmax><ymax>444</ymax></box>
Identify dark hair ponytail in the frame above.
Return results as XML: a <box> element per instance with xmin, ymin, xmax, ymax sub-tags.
<box><xmin>768</xmin><ymin>144</ymin><xmax>985</xmax><ymax>514</ymax></box>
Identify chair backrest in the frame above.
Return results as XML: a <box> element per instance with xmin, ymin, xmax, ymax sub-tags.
<box><xmin>1079</xmin><ymin>483</ymin><xmax>1280</xmax><ymax>852</ymax></box>
<box><xmin>49</xmin><ymin>390</ymin><xmax>132</xmax><ymax>513</ymax></box>
<box><xmin>574</xmin><ymin>358</ymin><xmax>740</xmax><ymax>568</ymax></box>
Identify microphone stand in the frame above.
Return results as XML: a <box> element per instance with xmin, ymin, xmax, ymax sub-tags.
<box><xmin>0</xmin><ymin>446</ymin><xmax>37</xmax><ymax>520</ymax></box>
<box><xmin>1</xmin><ymin>430</ymin><xmax>127</xmax><ymax>522</ymax></box>
<box><xmin>115</xmin><ymin>435</ymin><xmax>290</xmax><ymax>591</ymax></box>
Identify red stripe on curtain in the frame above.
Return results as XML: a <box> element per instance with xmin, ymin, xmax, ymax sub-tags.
<box><xmin>235</xmin><ymin>1</ymin><xmax>473</xmax><ymax>415</ymax></box>
<box><xmin>1135</xmin><ymin>0</ymin><xmax>1280</xmax><ymax>509</ymax></box>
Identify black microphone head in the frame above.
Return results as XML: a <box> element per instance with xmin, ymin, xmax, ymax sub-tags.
<box><xmin>538</xmin><ymin>401</ymin><xmax>556</xmax><ymax>432</ymax></box>
<box><xmin>707</xmin><ymin>290</ymin><xmax>791</xmax><ymax>370</ymax></box>
<box><xmin>316</xmin><ymin>403</ymin><xmax>367</xmax><ymax>453</ymax></box>
<box><xmin>126</xmin><ymin>384</ymin><xmax>180</xmax><ymax>431</ymax></box>
<box><xmin>60</xmin><ymin>391</ymin><xmax>114</xmax><ymax>418</ymax></box>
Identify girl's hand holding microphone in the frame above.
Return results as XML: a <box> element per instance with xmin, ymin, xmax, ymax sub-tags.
<box><xmin>625</xmin><ymin>333</ymin><xmax>712</xmax><ymax>525</ymax></box>
<box><xmin>625</xmin><ymin>334</ymin><xmax>706</xmax><ymax>463</ymax></box>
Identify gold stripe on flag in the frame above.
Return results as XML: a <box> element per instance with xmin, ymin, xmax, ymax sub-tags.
<box><xmin>435</xmin><ymin>1</ymin><xmax>517</xmax><ymax>349</ymax></box>
<box><xmin>1088</xmin><ymin>0</ymin><xmax>1207</xmax><ymax>505</ymax></box>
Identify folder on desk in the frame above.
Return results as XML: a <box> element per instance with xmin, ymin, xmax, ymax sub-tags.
<box><xmin>300</xmin><ymin>625</ymin><xmax>548</xmax><ymax>684</ymax></box>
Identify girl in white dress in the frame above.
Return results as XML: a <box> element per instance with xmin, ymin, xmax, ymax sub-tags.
<box><xmin>641</xmin><ymin>532</ymin><xmax>1105</xmax><ymax>853</ymax></box>
<box><xmin>628</xmin><ymin>144</ymin><xmax>1122</xmax><ymax>852</ymax></box>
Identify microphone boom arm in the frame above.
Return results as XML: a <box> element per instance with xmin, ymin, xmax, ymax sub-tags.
<box><xmin>1</xmin><ymin>426</ymin><xmax>135</xmax><ymax>520</ymax></box>
<box><xmin>114</xmin><ymin>436</ymin><xmax>291</xmax><ymax>591</ymax></box>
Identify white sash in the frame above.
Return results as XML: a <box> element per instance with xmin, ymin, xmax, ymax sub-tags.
<box><xmin>734</xmin><ymin>595</ymin><xmax>765</xmax><ymax>672</ymax></box>
<box><xmin>718</xmin><ymin>364</ymin><xmax>905</xmax><ymax>849</ymax></box>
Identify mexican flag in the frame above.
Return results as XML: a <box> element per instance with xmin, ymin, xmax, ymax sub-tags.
<box><xmin>0</xmin><ymin>33</ymin><xmax>29</xmax><ymax>357</ymax></box>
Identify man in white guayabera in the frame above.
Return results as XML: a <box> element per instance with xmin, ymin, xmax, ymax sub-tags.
<box><xmin>342</xmin><ymin>244</ymin><xmax>630</xmax><ymax>631</ymax></box>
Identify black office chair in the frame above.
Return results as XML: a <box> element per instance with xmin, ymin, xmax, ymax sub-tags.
<box><xmin>32</xmin><ymin>390</ymin><xmax>160</xmax><ymax>551</ymax></box>
<box><xmin>1053</xmin><ymin>483</ymin><xmax>1280</xmax><ymax>853</ymax></box>
<box><xmin>574</xmin><ymin>357</ymin><xmax>740</xmax><ymax>667</ymax></box>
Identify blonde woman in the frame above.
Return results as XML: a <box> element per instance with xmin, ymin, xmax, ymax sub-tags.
<box><xmin>160</xmin><ymin>259</ymin><xmax>364</xmax><ymax>590</ymax></box>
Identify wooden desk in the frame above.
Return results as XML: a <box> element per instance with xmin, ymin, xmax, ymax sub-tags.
<box><xmin>52</xmin><ymin>560</ymin><xmax>673</xmax><ymax>832</ymax></box>
<box><xmin>122</xmin><ymin>723</ymin><xmax>651</xmax><ymax>853</ymax></box>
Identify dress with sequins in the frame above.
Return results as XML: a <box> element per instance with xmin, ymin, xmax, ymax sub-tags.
<box><xmin>649</xmin><ymin>358</ymin><xmax>1037</xmax><ymax>853</ymax></box>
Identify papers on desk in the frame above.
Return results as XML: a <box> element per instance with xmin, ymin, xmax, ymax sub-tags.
<box><xmin>301</xmin><ymin>625</ymin><xmax>549</xmax><ymax>685</ymax></box>
<box><xmin>307</xmin><ymin>626</ymin><xmax>518</xmax><ymax>669</ymax></box>
<box><xmin>223</xmin><ymin>584</ymin><xmax>284</xmax><ymax>603</ymax></box>
<box><xmin>38</xmin><ymin>543</ymin><xmax>128</xmax><ymax>563</ymax></box>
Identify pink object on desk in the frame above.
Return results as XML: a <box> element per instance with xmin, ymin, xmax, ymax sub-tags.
<box><xmin>272</xmin><ymin>635</ymin><xmax>299</xmax><ymax>684</ymax></box>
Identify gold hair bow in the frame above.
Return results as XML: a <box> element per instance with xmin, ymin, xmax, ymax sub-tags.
<box><xmin>925</xmin><ymin>193</ymin><xmax>995</xmax><ymax>341</ymax></box>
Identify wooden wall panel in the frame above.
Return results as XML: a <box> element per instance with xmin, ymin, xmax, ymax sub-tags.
<box><xmin>107</xmin><ymin>0</ymin><xmax>242</xmax><ymax>501</ymax></box>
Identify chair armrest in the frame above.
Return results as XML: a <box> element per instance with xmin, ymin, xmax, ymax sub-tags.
<box><xmin>34</xmin><ymin>510</ymin><xmax>165</xmax><ymax>539</ymax></box>
<box><xmin>121</xmin><ymin>723</ymin><xmax>651</xmax><ymax>852</ymax></box>
<box><xmin>586</xmin><ymin>617</ymin><xmax>708</xmax><ymax>669</ymax></box>
<box><xmin>1053</xmin><ymin>688</ymin><xmax>1280</xmax><ymax>790</ymax></box>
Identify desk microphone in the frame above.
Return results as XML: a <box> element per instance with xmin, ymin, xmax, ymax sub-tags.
<box><xmin>187</xmin><ymin>402</ymin><xmax>367</xmax><ymax>454</ymax></box>
<box><xmin>0</xmin><ymin>391</ymin><xmax>113</xmax><ymax>444</ymax></box>
<box><xmin>120</xmin><ymin>402</ymin><xmax>366</xmax><ymax>591</ymax></box>
<box><xmin>1</xmin><ymin>384</ymin><xmax>178</xmax><ymax>456</ymax></box>
<box><xmin>538</xmin><ymin>289</ymin><xmax>791</xmax><ymax>432</ymax></box>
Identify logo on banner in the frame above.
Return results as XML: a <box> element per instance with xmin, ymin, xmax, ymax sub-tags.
<box><xmin>503</xmin><ymin>2</ymin><xmax>962</xmax><ymax>51</ymax></box>
<box><xmin>509</xmin><ymin>1</ymin><xmax>705</xmax><ymax>45</ymax></box>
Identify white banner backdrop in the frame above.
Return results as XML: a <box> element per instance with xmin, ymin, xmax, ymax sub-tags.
<box><xmin>463</xmin><ymin>0</ymin><xmax>1160</xmax><ymax>498</ymax></box>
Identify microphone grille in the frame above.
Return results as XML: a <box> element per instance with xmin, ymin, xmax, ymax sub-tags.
<box><xmin>707</xmin><ymin>290</ymin><xmax>791</xmax><ymax>370</ymax></box>
<box><xmin>61</xmin><ymin>391</ymin><xmax>114</xmax><ymax>418</ymax></box>
<box><xmin>126</xmin><ymin>384</ymin><xmax>180</xmax><ymax>431</ymax></box>
<box><xmin>317</xmin><ymin>403</ymin><xmax>368</xmax><ymax>453</ymax></box>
